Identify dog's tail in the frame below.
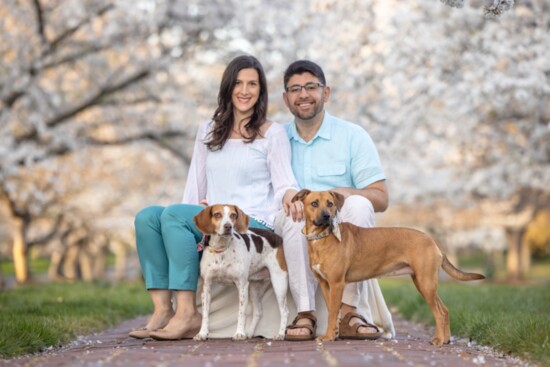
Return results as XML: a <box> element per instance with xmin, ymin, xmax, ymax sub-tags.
<box><xmin>441</xmin><ymin>255</ymin><xmax>485</xmax><ymax>281</ymax></box>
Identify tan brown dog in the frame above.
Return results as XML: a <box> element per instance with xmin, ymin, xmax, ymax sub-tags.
<box><xmin>292</xmin><ymin>189</ymin><xmax>485</xmax><ymax>345</ymax></box>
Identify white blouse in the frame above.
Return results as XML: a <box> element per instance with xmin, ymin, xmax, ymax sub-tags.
<box><xmin>182</xmin><ymin>120</ymin><xmax>299</xmax><ymax>227</ymax></box>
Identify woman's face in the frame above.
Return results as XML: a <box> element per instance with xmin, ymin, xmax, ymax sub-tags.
<box><xmin>232</xmin><ymin>68</ymin><xmax>260</xmax><ymax>117</ymax></box>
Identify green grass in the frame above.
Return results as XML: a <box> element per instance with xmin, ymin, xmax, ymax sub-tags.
<box><xmin>380</xmin><ymin>278</ymin><xmax>550</xmax><ymax>365</ymax></box>
<box><xmin>1</xmin><ymin>257</ymin><xmax>50</xmax><ymax>277</ymax></box>
<box><xmin>0</xmin><ymin>281</ymin><xmax>151</xmax><ymax>358</ymax></box>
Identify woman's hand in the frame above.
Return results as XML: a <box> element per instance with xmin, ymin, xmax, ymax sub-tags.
<box><xmin>199</xmin><ymin>199</ymin><xmax>209</xmax><ymax>206</ymax></box>
<box><xmin>283</xmin><ymin>189</ymin><xmax>304</xmax><ymax>222</ymax></box>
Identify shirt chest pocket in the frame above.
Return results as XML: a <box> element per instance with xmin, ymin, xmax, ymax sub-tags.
<box><xmin>316</xmin><ymin>164</ymin><xmax>349</xmax><ymax>187</ymax></box>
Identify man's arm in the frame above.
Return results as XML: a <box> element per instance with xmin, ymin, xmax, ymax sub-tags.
<box><xmin>331</xmin><ymin>180</ymin><xmax>389</xmax><ymax>213</ymax></box>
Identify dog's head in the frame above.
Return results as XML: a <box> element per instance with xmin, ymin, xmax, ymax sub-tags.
<box><xmin>193</xmin><ymin>204</ymin><xmax>249</xmax><ymax>236</ymax></box>
<box><xmin>292</xmin><ymin>189</ymin><xmax>345</xmax><ymax>229</ymax></box>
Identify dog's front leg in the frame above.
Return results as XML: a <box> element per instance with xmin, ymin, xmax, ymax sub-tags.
<box><xmin>318</xmin><ymin>281</ymin><xmax>345</xmax><ymax>342</ymax></box>
<box><xmin>233</xmin><ymin>278</ymin><xmax>249</xmax><ymax>341</ymax></box>
<box><xmin>194</xmin><ymin>278</ymin><xmax>212</xmax><ymax>341</ymax></box>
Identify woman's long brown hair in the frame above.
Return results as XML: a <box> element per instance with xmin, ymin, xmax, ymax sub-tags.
<box><xmin>205</xmin><ymin>55</ymin><xmax>268</xmax><ymax>151</ymax></box>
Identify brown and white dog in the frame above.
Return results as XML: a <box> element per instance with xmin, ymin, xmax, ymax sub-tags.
<box><xmin>292</xmin><ymin>189</ymin><xmax>485</xmax><ymax>345</ymax></box>
<box><xmin>193</xmin><ymin>204</ymin><xmax>289</xmax><ymax>341</ymax></box>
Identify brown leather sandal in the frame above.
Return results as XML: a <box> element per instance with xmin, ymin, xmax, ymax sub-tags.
<box><xmin>338</xmin><ymin>312</ymin><xmax>383</xmax><ymax>340</ymax></box>
<box><xmin>284</xmin><ymin>312</ymin><xmax>317</xmax><ymax>341</ymax></box>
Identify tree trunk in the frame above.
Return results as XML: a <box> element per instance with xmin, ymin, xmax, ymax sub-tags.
<box><xmin>92</xmin><ymin>242</ymin><xmax>109</xmax><ymax>280</ymax></box>
<box><xmin>0</xmin><ymin>252</ymin><xmax>5</xmax><ymax>290</ymax></box>
<box><xmin>48</xmin><ymin>248</ymin><xmax>64</xmax><ymax>281</ymax></box>
<box><xmin>520</xmin><ymin>235</ymin><xmax>531</xmax><ymax>276</ymax></box>
<box><xmin>506</xmin><ymin>228</ymin><xmax>526</xmax><ymax>281</ymax></box>
<box><xmin>79</xmin><ymin>245</ymin><xmax>94</xmax><ymax>281</ymax></box>
<box><xmin>112</xmin><ymin>239</ymin><xmax>128</xmax><ymax>281</ymax></box>
<box><xmin>12</xmin><ymin>216</ymin><xmax>30</xmax><ymax>284</ymax></box>
<box><xmin>62</xmin><ymin>244</ymin><xmax>80</xmax><ymax>280</ymax></box>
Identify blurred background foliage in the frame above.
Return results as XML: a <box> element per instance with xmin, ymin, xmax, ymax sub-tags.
<box><xmin>1</xmin><ymin>0</ymin><xmax>549</xmax><ymax>287</ymax></box>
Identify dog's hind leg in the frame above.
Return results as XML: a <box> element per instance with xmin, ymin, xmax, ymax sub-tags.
<box><xmin>233</xmin><ymin>278</ymin><xmax>250</xmax><ymax>341</ymax></box>
<box><xmin>410</xmin><ymin>274</ymin><xmax>449</xmax><ymax>346</ymax></box>
<box><xmin>247</xmin><ymin>280</ymin><xmax>270</xmax><ymax>338</ymax></box>
<box><xmin>269</xmin><ymin>268</ymin><xmax>289</xmax><ymax>340</ymax></box>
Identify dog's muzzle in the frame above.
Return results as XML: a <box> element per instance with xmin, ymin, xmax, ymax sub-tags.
<box><xmin>313</xmin><ymin>210</ymin><xmax>332</xmax><ymax>227</ymax></box>
<box><xmin>222</xmin><ymin>222</ymin><xmax>233</xmax><ymax>235</ymax></box>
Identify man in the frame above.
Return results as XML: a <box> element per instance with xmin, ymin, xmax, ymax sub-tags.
<box><xmin>274</xmin><ymin>60</ymin><xmax>395</xmax><ymax>341</ymax></box>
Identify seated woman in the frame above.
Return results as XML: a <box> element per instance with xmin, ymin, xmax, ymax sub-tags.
<box><xmin>129</xmin><ymin>55</ymin><xmax>300</xmax><ymax>340</ymax></box>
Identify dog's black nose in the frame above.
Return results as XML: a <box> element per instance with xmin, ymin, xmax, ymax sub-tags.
<box><xmin>321</xmin><ymin>211</ymin><xmax>331</xmax><ymax>222</ymax></box>
<box><xmin>224</xmin><ymin>223</ymin><xmax>232</xmax><ymax>231</ymax></box>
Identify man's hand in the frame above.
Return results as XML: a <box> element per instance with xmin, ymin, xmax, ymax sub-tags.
<box><xmin>283</xmin><ymin>189</ymin><xmax>304</xmax><ymax>222</ymax></box>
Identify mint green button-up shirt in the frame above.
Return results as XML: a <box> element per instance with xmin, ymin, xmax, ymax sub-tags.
<box><xmin>284</xmin><ymin>112</ymin><xmax>385</xmax><ymax>191</ymax></box>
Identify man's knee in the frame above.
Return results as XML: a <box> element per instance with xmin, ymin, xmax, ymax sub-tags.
<box><xmin>341</xmin><ymin>195</ymin><xmax>375</xmax><ymax>227</ymax></box>
<box><xmin>274</xmin><ymin>209</ymin><xmax>304</xmax><ymax>235</ymax></box>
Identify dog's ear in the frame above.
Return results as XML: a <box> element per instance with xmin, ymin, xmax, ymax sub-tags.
<box><xmin>329</xmin><ymin>191</ymin><xmax>346</xmax><ymax>210</ymax></box>
<box><xmin>233</xmin><ymin>205</ymin><xmax>250</xmax><ymax>234</ymax></box>
<box><xmin>292</xmin><ymin>189</ymin><xmax>311</xmax><ymax>203</ymax></box>
<box><xmin>193</xmin><ymin>206</ymin><xmax>215</xmax><ymax>234</ymax></box>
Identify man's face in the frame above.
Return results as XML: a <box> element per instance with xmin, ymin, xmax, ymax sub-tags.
<box><xmin>283</xmin><ymin>72</ymin><xmax>330</xmax><ymax>122</ymax></box>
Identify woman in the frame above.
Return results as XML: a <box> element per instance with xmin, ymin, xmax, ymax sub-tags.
<box><xmin>129</xmin><ymin>55</ymin><xmax>300</xmax><ymax>340</ymax></box>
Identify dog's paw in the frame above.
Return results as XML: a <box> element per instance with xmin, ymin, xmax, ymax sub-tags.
<box><xmin>316</xmin><ymin>334</ymin><xmax>337</xmax><ymax>342</ymax></box>
<box><xmin>245</xmin><ymin>328</ymin><xmax>256</xmax><ymax>339</ymax></box>
<box><xmin>194</xmin><ymin>333</ymin><xmax>208</xmax><ymax>341</ymax></box>
<box><xmin>430</xmin><ymin>337</ymin><xmax>444</xmax><ymax>346</ymax></box>
<box><xmin>232</xmin><ymin>332</ymin><xmax>247</xmax><ymax>341</ymax></box>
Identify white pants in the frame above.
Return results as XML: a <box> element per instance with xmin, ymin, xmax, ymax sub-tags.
<box><xmin>273</xmin><ymin>195</ymin><xmax>395</xmax><ymax>338</ymax></box>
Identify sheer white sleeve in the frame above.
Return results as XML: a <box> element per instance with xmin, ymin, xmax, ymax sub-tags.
<box><xmin>267</xmin><ymin>123</ymin><xmax>299</xmax><ymax>207</ymax></box>
<box><xmin>182</xmin><ymin>121</ymin><xmax>210</xmax><ymax>204</ymax></box>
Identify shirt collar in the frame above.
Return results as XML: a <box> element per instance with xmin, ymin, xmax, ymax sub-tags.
<box><xmin>289</xmin><ymin>111</ymin><xmax>332</xmax><ymax>143</ymax></box>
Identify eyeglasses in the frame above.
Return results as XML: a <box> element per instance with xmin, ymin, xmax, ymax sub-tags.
<box><xmin>285</xmin><ymin>82</ymin><xmax>324</xmax><ymax>94</ymax></box>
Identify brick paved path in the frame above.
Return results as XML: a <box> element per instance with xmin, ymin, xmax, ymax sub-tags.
<box><xmin>2</xmin><ymin>315</ymin><xmax>529</xmax><ymax>367</ymax></box>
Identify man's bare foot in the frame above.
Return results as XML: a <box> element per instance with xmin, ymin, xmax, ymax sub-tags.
<box><xmin>347</xmin><ymin>314</ymin><xmax>378</xmax><ymax>334</ymax></box>
<box><xmin>341</xmin><ymin>304</ymin><xmax>378</xmax><ymax>335</ymax></box>
<box><xmin>285</xmin><ymin>312</ymin><xmax>317</xmax><ymax>341</ymax></box>
<box><xmin>286</xmin><ymin>317</ymin><xmax>314</xmax><ymax>336</ymax></box>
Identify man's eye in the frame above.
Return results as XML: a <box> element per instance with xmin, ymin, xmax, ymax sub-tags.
<box><xmin>305</xmin><ymin>84</ymin><xmax>317</xmax><ymax>91</ymax></box>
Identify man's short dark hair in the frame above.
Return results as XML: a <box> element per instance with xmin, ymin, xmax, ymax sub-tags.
<box><xmin>283</xmin><ymin>60</ymin><xmax>326</xmax><ymax>89</ymax></box>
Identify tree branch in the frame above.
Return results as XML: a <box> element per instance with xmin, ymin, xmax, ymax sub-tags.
<box><xmin>32</xmin><ymin>0</ymin><xmax>48</xmax><ymax>45</ymax></box>
<box><xmin>44</xmin><ymin>4</ymin><xmax>115</xmax><ymax>58</ymax></box>
<box><xmin>28</xmin><ymin>214</ymin><xmax>64</xmax><ymax>248</ymax></box>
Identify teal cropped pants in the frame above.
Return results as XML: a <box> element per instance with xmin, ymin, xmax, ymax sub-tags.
<box><xmin>134</xmin><ymin>204</ymin><xmax>269</xmax><ymax>291</ymax></box>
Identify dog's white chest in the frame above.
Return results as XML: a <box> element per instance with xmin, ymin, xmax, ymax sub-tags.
<box><xmin>312</xmin><ymin>263</ymin><xmax>327</xmax><ymax>280</ymax></box>
<box><xmin>202</xmin><ymin>251</ymin><xmax>243</xmax><ymax>282</ymax></box>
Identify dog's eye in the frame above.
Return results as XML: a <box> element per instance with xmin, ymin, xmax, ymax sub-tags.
<box><xmin>311</xmin><ymin>201</ymin><xmax>318</xmax><ymax>208</ymax></box>
<box><xmin>213</xmin><ymin>213</ymin><xmax>222</xmax><ymax>219</ymax></box>
<box><xmin>230</xmin><ymin>213</ymin><xmax>237</xmax><ymax>220</ymax></box>
<box><xmin>327</xmin><ymin>202</ymin><xmax>334</xmax><ymax>208</ymax></box>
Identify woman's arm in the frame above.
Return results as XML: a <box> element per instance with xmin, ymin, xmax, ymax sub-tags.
<box><xmin>266</xmin><ymin>123</ymin><xmax>301</xmax><ymax>219</ymax></box>
<box><xmin>182</xmin><ymin>121</ymin><xmax>209</xmax><ymax>204</ymax></box>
